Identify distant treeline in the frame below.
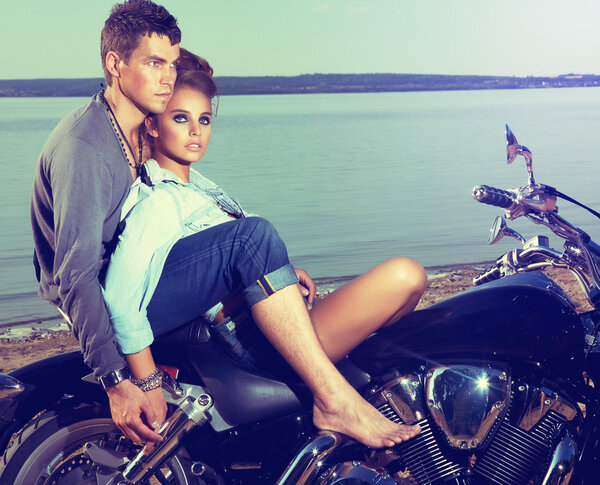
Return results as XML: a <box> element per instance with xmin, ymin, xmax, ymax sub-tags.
<box><xmin>2</xmin><ymin>73</ymin><xmax>600</xmax><ymax>97</ymax></box>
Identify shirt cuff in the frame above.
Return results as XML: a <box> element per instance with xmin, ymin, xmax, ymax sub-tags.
<box><xmin>110</xmin><ymin>312</ymin><xmax>155</xmax><ymax>355</ymax></box>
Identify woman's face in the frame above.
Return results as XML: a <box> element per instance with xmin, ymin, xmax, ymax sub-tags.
<box><xmin>148</xmin><ymin>86</ymin><xmax>212</xmax><ymax>166</ymax></box>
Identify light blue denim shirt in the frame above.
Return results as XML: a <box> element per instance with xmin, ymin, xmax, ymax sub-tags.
<box><xmin>102</xmin><ymin>159</ymin><xmax>248</xmax><ymax>354</ymax></box>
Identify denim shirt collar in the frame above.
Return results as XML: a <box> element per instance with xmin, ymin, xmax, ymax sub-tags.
<box><xmin>143</xmin><ymin>159</ymin><xmax>187</xmax><ymax>186</ymax></box>
<box><xmin>122</xmin><ymin>159</ymin><xmax>247</xmax><ymax>220</ymax></box>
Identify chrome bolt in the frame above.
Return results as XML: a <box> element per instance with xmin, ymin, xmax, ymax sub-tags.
<box><xmin>385</xmin><ymin>391</ymin><xmax>393</xmax><ymax>399</ymax></box>
<box><xmin>499</xmin><ymin>372</ymin><xmax>507</xmax><ymax>381</ymax></box>
<box><xmin>518</xmin><ymin>385</ymin><xmax>525</xmax><ymax>391</ymax></box>
<box><xmin>352</xmin><ymin>460</ymin><xmax>361</xmax><ymax>467</ymax></box>
<box><xmin>191</xmin><ymin>462</ymin><xmax>206</xmax><ymax>476</ymax></box>
<box><xmin>544</xmin><ymin>399</ymin><xmax>551</xmax><ymax>406</ymax></box>
<box><xmin>426</xmin><ymin>371</ymin><xmax>433</xmax><ymax>378</ymax></box>
<box><xmin>198</xmin><ymin>394</ymin><xmax>210</xmax><ymax>406</ymax></box>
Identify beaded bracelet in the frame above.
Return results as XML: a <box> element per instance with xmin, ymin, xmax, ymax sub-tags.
<box><xmin>130</xmin><ymin>368</ymin><xmax>163</xmax><ymax>392</ymax></box>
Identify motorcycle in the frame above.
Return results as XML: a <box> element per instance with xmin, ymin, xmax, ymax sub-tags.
<box><xmin>1</xmin><ymin>125</ymin><xmax>600</xmax><ymax>484</ymax></box>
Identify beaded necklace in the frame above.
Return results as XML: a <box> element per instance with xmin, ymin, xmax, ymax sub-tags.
<box><xmin>100</xmin><ymin>90</ymin><xmax>144</xmax><ymax>178</ymax></box>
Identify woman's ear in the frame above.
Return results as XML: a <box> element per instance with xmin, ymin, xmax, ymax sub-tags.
<box><xmin>145</xmin><ymin>116</ymin><xmax>159</xmax><ymax>138</ymax></box>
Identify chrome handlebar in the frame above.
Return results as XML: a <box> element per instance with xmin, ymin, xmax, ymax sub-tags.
<box><xmin>473</xmin><ymin>245</ymin><xmax>564</xmax><ymax>286</ymax></box>
<box><xmin>472</xmin><ymin>183</ymin><xmax>557</xmax><ymax>221</ymax></box>
<box><xmin>473</xmin><ymin>183</ymin><xmax>600</xmax><ymax>308</ymax></box>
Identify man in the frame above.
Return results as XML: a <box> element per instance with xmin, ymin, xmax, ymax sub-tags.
<box><xmin>32</xmin><ymin>0</ymin><xmax>419</xmax><ymax>448</ymax></box>
<box><xmin>32</xmin><ymin>0</ymin><xmax>180</xmax><ymax>443</ymax></box>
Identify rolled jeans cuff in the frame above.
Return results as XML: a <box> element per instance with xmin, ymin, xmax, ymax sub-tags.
<box><xmin>242</xmin><ymin>263</ymin><xmax>299</xmax><ymax>307</ymax></box>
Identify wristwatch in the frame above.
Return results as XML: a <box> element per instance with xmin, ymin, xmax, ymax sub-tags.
<box><xmin>98</xmin><ymin>367</ymin><xmax>130</xmax><ymax>390</ymax></box>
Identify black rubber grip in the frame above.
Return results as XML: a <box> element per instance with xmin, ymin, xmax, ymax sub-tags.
<box><xmin>473</xmin><ymin>266</ymin><xmax>501</xmax><ymax>286</ymax></box>
<box><xmin>472</xmin><ymin>185</ymin><xmax>516</xmax><ymax>209</ymax></box>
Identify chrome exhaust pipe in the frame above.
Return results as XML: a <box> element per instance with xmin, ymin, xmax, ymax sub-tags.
<box><xmin>276</xmin><ymin>430</ymin><xmax>346</xmax><ymax>485</ymax></box>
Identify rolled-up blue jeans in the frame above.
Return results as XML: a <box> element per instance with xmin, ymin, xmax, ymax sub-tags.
<box><xmin>146</xmin><ymin>217</ymin><xmax>298</xmax><ymax>337</ymax></box>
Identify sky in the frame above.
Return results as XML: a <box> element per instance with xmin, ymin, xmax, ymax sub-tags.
<box><xmin>2</xmin><ymin>0</ymin><xmax>600</xmax><ymax>80</ymax></box>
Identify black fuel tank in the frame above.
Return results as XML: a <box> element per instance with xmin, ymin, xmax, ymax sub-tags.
<box><xmin>351</xmin><ymin>271</ymin><xmax>584</xmax><ymax>376</ymax></box>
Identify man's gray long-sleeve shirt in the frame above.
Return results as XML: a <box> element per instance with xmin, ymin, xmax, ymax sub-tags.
<box><xmin>31</xmin><ymin>93</ymin><xmax>133</xmax><ymax>377</ymax></box>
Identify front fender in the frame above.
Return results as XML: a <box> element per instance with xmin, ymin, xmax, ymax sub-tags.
<box><xmin>0</xmin><ymin>351</ymin><xmax>107</xmax><ymax>453</ymax></box>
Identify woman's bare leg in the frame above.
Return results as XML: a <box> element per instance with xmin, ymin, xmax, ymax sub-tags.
<box><xmin>250</xmin><ymin>284</ymin><xmax>420</xmax><ymax>448</ymax></box>
<box><xmin>310</xmin><ymin>257</ymin><xmax>427</xmax><ymax>362</ymax></box>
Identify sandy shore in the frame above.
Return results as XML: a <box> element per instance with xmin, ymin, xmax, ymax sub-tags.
<box><xmin>0</xmin><ymin>267</ymin><xmax>591</xmax><ymax>374</ymax></box>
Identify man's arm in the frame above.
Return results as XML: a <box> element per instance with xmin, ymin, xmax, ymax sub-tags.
<box><xmin>49</xmin><ymin>139</ymin><xmax>126</xmax><ymax>377</ymax></box>
<box><xmin>47</xmin><ymin>139</ymin><xmax>165</xmax><ymax>442</ymax></box>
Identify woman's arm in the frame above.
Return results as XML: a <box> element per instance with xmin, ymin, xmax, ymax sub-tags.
<box><xmin>106</xmin><ymin>344</ymin><xmax>167</xmax><ymax>443</ymax></box>
<box><xmin>127</xmin><ymin>346</ymin><xmax>159</xmax><ymax>379</ymax></box>
<box><xmin>103</xmin><ymin>189</ymin><xmax>183</xmax><ymax>354</ymax></box>
<box><xmin>125</xmin><ymin>347</ymin><xmax>168</xmax><ymax>430</ymax></box>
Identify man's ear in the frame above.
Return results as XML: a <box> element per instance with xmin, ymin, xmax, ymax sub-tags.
<box><xmin>145</xmin><ymin>116</ymin><xmax>159</xmax><ymax>138</ymax></box>
<box><xmin>105</xmin><ymin>51</ymin><xmax>121</xmax><ymax>80</ymax></box>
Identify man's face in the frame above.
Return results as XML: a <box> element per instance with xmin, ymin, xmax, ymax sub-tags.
<box><xmin>117</xmin><ymin>33</ymin><xmax>180</xmax><ymax>115</ymax></box>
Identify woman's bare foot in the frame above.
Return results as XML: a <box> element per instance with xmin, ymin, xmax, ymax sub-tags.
<box><xmin>312</xmin><ymin>386</ymin><xmax>420</xmax><ymax>448</ymax></box>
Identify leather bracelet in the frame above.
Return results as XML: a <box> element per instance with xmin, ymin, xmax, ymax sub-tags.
<box><xmin>130</xmin><ymin>368</ymin><xmax>163</xmax><ymax>392</ymax></box>
<box><xmin>98</xmin><ymin>367</ymin><xmax>130</xmax><ymax>390</ymax></box>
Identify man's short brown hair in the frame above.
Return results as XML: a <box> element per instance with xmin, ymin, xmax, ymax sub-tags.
<box><xmin>101</xmin><ymin>0</ymin><xmax>181</xmax><ymax>85</ymax></box>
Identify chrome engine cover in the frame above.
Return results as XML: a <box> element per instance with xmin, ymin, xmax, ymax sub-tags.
<box><xmin>368</xmin><ymin>365</ymin><xmax>581</xmax><ymax>485</ymax></box>
<box><xmin>425</xmin><ymin>364</ymin><xmax>511</xmax><ymax>450</ymax></box>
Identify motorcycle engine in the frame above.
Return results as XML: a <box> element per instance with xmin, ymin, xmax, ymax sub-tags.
<box><xmin>367</xmin><ymin>364</ymin><xmax>580</xmax><ymax>485</ymax></box>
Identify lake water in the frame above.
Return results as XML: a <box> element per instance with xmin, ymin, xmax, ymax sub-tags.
<box><xmin>2</xmin><ymin>88</ymin><xmax>600</xmax><ymax>326</ymax></box>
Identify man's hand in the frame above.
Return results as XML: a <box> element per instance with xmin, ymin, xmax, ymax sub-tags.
<box><xmin>295</xmin><ymin>268</ymin><xmax>316</xmax><ymax>309</ymax></box>
<box><xmin>106</xmin><ymin>379</ymin><xmax>165</xmax><ymax>443</ymax></box>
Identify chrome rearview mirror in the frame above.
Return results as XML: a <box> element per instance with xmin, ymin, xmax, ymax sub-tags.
<box><xmin>505</xmin><ymin>124</ymin><xmax>535</xmax><ymax>186</ymax></box>
<box><xmin>488</xmin><ymin>215</ymin><xmax>526</xmax><ymax>245</ymax></box>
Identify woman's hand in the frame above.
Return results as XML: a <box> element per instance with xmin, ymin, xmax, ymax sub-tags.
<box><xmin>295</xmin><ymin>268</ymin><xmax>316</xmax><ymax>309</ymax></box>
<box><xmin>106</xmin><ymin>379</ymin><xmax>163</xmax><ymax>444</ymax></box>
<box><xmin>145</xmin><ymin>386</ymin><xmax>168</xmax><ymax>431</ymax></box>
<box><xmin>110</xmin><ymin>346</ymin><xmax>167</xmax><ymax>443</ymax></box>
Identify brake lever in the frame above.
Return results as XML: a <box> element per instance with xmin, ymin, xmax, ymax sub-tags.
<box><xmin>517</xmin><ymin>184</ymin><xmax>557</xmax><ymax>214</ymax></box>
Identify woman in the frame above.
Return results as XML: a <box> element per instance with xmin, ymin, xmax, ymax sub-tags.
<box><xmin>102</xmin><ymin>49</ymin><xmax>427</xmax><ymax>448</ymax></box>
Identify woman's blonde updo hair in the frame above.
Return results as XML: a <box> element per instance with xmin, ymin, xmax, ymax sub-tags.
<box><xmin>174</xmin><ymin>48</ymin><xmax>217</xmax><ymax>100</ymax></box>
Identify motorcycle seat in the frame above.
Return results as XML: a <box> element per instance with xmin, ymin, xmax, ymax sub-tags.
<box><xmin>154</xmin><ymin>319</ymin><xmax>371</xmax><ymax>426</ymax></box>
<box><xmin>188</xmin><ymin>341</ymin><xmax>311</xmax><ymax>426</ymax></box>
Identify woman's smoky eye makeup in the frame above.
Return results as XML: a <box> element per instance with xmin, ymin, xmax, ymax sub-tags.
<box><xmin>171</xmin><ymin>114</ymin><xmax>211</xmax><ymax>124</ymax></box>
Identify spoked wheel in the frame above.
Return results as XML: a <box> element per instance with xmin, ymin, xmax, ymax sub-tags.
<box><xmin>0</xmin><ymin>402</ymin><xmax>198</xmax><ymax>485</ymax></box>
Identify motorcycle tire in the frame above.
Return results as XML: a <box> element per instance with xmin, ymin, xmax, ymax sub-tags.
<box><xmin>0</xmin><ymin>401</ymin><xmax>199</xmax><ymax>485</ymax></box>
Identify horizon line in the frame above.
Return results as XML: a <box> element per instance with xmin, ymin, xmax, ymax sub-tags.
<box><xmin>2</xmin><ymin>72</ymin><xmax>599</xmax><ymax>82</ymax></box>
